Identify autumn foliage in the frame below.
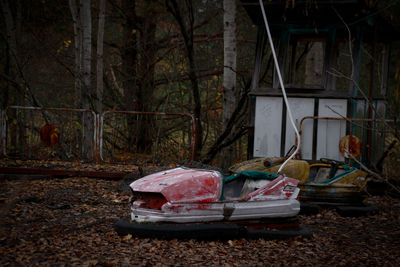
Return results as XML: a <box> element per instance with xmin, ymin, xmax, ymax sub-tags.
<box><xmin>40</xmin><ymin>124</ymin><xmax>60</xmax><ymax>147</ymax></box>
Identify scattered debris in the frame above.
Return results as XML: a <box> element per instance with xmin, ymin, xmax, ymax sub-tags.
<box><xmin>0</xmin><ymin>166</ymin><xmax>399</xmax><ymax>265</ymax></box>
<box><xmin>0</xmin><ymin>160</ymin><xmax>399</xmax><ymax>265</ymax></box>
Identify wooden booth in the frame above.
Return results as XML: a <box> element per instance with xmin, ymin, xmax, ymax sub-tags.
<box><xmin>241</xmin><ymin>0</ymin><xmax>397</xmax><ymax>166</ymax></box>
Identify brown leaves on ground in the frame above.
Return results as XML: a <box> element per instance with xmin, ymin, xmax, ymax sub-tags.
<box><xmin>0</xmin><ymin>169</ymin><xmax>399</xmax><ymax>266</ymax></box>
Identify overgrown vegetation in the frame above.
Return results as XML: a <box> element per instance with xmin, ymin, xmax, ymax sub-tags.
<box><xmin>1</xmin><ymin>0</ymin><xmax>400</xmax><ymax>171</ymax></box>
<box><xmin>0</xmin><ymin>0</ymin><xmax>256</xmax><ymax>165</ymax></box>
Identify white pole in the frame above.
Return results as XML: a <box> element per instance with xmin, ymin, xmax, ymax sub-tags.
<box><xmin>258</xmin><ymin>0</ymin><xmax>301</xmax><ymax>174</ymax></box>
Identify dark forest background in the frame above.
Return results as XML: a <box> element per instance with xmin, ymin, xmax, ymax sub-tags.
<box><xmin>1</xmin><ymin>0</ymin><xmax>400</xmax><ymax>171</ymax></box>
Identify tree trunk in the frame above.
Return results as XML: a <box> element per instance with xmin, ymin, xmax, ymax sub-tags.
<box><xmin>222</xmin><ymin>0</ymin><xmax>237</xmax><ymax>169</ymax></box>
<box><xmin>69</xmin><ymin>0</ymin><xmax>82</xmax><ymax>107</ymax></box>
<box><xmin>135</xmin><ymin>0</ymin><xmax>157</xmax><ymax>154</ymax></box>
<box><xmin>121</xmin><ymin>0</ymin><xmax>137</xmax><ymax>152</ymax></box>
<box><xmin>80</xmin><ymin>0</ymin><xmax>93</xmax><ymax>159</ymax></box>
<box><xmin>1</xmin><ymin>0</ymin><xmax>18</xmax><ymax>67</ymax></box>
<box><xmin>0</xmin><ymin>0</ymin><xmax>26</xmax><ymax>154</ymax></box>
<box><xmin>166</xmin><ymin>0</ymin><xmax>203</xmax><ymax>159</ymax></box>
<box><xmin>96</xmin><ymin>0</ymin><xmax>106</xmax><ymax>114</ymax></box>
<box><xmin>1</xmin><ymin>42</ymin><xmax>9</xmax><ymax>110</ymax></box>
<box><xmin>0</xmin><ymin>0</ymin><xmax>14</xmax><ymax>111</ymax></box>
<box><xmin>0</xmin><ymin>0</ymin><xmax>15</xmax><ymax>150</ymax></box>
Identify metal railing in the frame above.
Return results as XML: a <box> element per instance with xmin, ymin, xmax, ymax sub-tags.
<box><xmin>99</xmin><ymin>110</ymin><xmax>197</xmax><ymax>162</ymax></box>
<box><xmin>296</xmin><ymin>116</ymin><xmax>393</xmax><ymax>164</ymax></box>
<box><xmin>1</xmin><ymin>106</ymin><xmax>98</xmax><ymax>160</ymax></box>
<box><xmin>0</xmin><ymin>106</ymin><xmax>197</xmax><ymax>163</ymax></box>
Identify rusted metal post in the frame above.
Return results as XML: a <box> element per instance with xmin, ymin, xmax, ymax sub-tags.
<box><xmin>0</xmin><ymin>110</ymin><xmax>6</xmax><ymax>156</ymax></box>
<box><xmin>99</xmin><ymin>113</ymin><xmax>104</xmax><ymax>161</ymax></box>
<box><xmin>93</xmin><ymin>113</ymin><xmax>102</xmax><ymax>163</ymax></box>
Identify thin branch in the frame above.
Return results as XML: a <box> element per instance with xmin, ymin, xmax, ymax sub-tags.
<box><xmin>203</xmin><ymin>79</ymin><xmax>251</xmax><ymax>164</ymax></box>
<box><xmin>332</xmin><ymin>7</ymin><xmax>354</xmax><ymax>79</ymax></box>
<box><xmin>348</xmin><ymin>151</ymin><xmax>400</xmax><ymax>195</ymax></box>
<box><xmin>327</xmin><ymin>68</ymin><xmax>398</xmax><ymax>140</ymax></box>
<box><xmin>330</xmin><ymin>8</ymin><xmax>399</xmax><ymax>141</ymax></box>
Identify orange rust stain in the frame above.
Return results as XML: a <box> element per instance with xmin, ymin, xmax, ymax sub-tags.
<box><xmin>339</xmin><ymin>135</ymin><xmax>361</xmax><ymax>158</ymax></box>
<box><xmin>40</xmin><ymin>124</ymin><xmax>60</xmax><ymax>147</ymax></box>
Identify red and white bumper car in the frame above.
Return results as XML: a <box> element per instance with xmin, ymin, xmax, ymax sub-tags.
<box><xmin>129</xmin><ymin>167</ymin><xmax>300</xmax><ymax>223</ymax></box>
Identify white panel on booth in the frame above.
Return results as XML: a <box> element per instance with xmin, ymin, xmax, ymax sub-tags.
<box><xmin>254</xmin><ymin>97</ymin><xmax>283</xmax><ymax>157</ymax></box>
<box><xmin>316</xmin><ymin>99</ymin><xmax>347</xmax><ymax>161</ymax></box>
<box><xmin>284</xmin><ymin>98</ymin><xmax>314</xmax><ymax>160</ymax></box>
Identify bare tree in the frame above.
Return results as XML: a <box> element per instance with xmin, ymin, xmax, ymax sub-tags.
<box><xmin>69</xmin><ymin>0</ymin><xmax>82</xmax><ymax>107</ymax></box>
<box><xmin>96</xmin><ymin>0</ymin><xmax>106</xmax><ymax>114</ymax></box>
<box><xmin>80</xmin><ymin>0</ymin><xmax>93</xmax><ymax>159</ymax></box>
<box><xmin>0</xmin><ymin>0</ymin><xmax>14</xmax><ymax>111</ymax></box>
<box><xmin>222</xmin><ymin>0</ymin><xmax>237</xmax><ymax>168</ymax></box>
<box><xmin>166</xmin><ymin>0</ymin><xmax>203</xmax><ymax>159</ymax></box>
<box><xmin>134</xmin><ymin>0</ymin><xmax>158</xmax><ymax>153</ymax></box>
<box><xmin>0</xmin><ymin>0</ymin><xmax>25</xmax><ymax>152</ymax></box>
<box><xmin>69</xmin><ymin>0</ymin><xmax>93</xmax><ymax>159</ymax></box>
<box><xmin>120</xmin><ymin>0</ymin><xmax>137</xmax><ymax>153</ymax></box>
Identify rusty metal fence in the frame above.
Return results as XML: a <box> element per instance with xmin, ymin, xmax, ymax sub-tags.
<box><xmin>0</xmin><ymin>106</ymin><xmax>196</xmax><ymax>163</ymax></box>
<box><xmin>0</xmin><ymin>106</ymin><xmax>98</xmax><ymax>160</ymax></box>
<box><xmin>99</xmin><ymin>111</ymin><xmax>196</xmax><ymax>163</ymax></box>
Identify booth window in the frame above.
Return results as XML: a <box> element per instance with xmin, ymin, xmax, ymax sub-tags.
<box><xmin>284</xmin><ymin>36</ymin><xmax>326</xmax><ymax>89</ymax></box>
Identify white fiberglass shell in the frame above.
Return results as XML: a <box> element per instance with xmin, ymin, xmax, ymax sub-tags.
<box><xmin>130</xmin><ymin>167</ymin><xmax>223</xmax><ymax>203</ymax></box>
<box><xmin>129</xmin><ymin>167</ymin><xmax>300</xmax><ymax>223</ymax></box>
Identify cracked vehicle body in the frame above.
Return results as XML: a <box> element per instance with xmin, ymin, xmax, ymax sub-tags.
<box><xmin>230</xmin><ymin>157</ymin><xmax>369</xmax><ymax>204</ymax></box>
<box><xmin>129</xmin><ymin>167</ymin><xmax>300</xmax><ymax>223</ymax></box>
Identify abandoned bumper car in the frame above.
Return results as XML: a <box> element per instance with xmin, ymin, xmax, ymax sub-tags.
<box><xmin>115</xmin><ymin>167</ymin><xmax>309</xmax><ymax>239</ymax></box>
<box><xmin>229</xmin><ymin>157</ymin><xmax>378</xmax><ymax>217</ymax></box>
<box><xmin>230</xmin><ymin>157</ymin><xmax>369</xmax><ymax>205</ymax></box>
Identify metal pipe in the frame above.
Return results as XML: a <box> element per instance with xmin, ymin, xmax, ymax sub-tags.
<box><xmin>7</xmin><ymin>105</ymin><xmax>95</xmax><ymax>113</ymax></box>
<box><xmin>258</xmin><ymin>0</ymin><xmax>301</xmax><ymax>173</ymax></box>
<box><xmin>297</xmin><ymin>116</ymin><xmax>393</xmax><ymax>158</ymax></box>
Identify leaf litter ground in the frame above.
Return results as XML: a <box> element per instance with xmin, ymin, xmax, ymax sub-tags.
<box><xmin>0</xmin><ymin>162</ymin><xmax>399</xmax><ymax>266</ymax></box>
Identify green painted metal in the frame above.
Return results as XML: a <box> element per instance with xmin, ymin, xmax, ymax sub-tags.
<box><xmin>308</xmin><ymin>164</ymin><xmax>355</xmax><ymax>185</ymax></box>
